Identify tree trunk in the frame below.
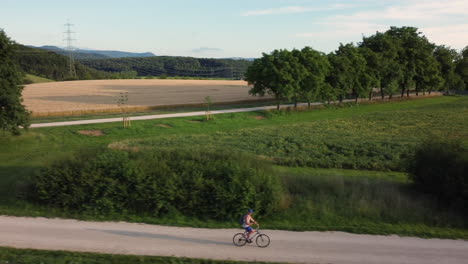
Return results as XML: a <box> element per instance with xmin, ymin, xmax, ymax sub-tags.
<box><xmin>355</xmin><ymin>95</ymin><xmax>358</xmax><ymax>103</ymax></box>
<box><xmin>401</xmin><ymin>87</ymin><xmax>405</xmax><ymax>98</ymax></box>
<box><xmin>407</xmin><ymin>88</ymin><xmax>410</xmax><ymax>97</ymax></box>
<box><xmin>369</xmin><ymin>91</ymin><xmax>373</xmax><ymax>101</ymax></box>
<box><xmin>308</xmin><ymin>101</ymin><xmax>311</xmax><ymax>109</ymax></box>
<box><xmin>380</xmin><ymin>87</ymin><xmax>384</xmax><ymax>100</ymax></box>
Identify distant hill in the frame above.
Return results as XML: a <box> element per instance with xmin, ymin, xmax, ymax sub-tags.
<box><xmin>14</xmin><ymin>45</ymin><xmax>122</xmax><ymax>81</ymax></box>
<box><xmin>19</xmin><ymin>45</ymin><xmax>251</xmax><ymax>79</ymax></box>
<box><xmin>33</xmin><ymin>46</ymin><xmax>156</xmax><ymax>59</ymax></box>
<box><xmin>225</xmin><ymin>57</ymin><xmax>256</xmax><ymax>61</ymax></box>
<box><xmin>79</xmin><ymin>56</ymin><xmax>253</xmax><ymax>79</ymax></box>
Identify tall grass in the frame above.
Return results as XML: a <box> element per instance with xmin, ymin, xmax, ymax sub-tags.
<box><xmin>268</xmin><ymin>167</ymin><xmax>467</xmax><ymax>238</ymax></box>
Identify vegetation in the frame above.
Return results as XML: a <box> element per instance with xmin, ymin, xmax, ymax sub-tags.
<box><xmin>246</xmin><ymin>27</ymin><xmax>468</xmax><ymax>108</ymax></box>
<box><xmin>270</xmin><ymin>166</ymin><xmax>467</xmax><ymax>238</ymax></box>
<box><xmin>79</xmin><ymin>56</ymin><xmax>252</xmax><ymax>79</ymax></box>
<box><xmin>407</xmin><ymin>138</ymin><xmax>468</xmax><ymax>210</ymax></box>
<box><xmin>0</xmin><ymin>247</ymin><xmax>279</xmax><ymax>264</ymax></box>
<box><xmin>127</xmin><ymin>97</ymin><xmax>467</xmax><ymax>171</ymax></box>
<box><xmin>456</xmin><ymin>46</ymin><xmax>468</xmax><ymax>89</ymax></box>
<box><xmin>0</xmin><ymin>30</ymin><xmax>30</xmax><ymax>135</ymax></box>
<box><xmin>30</xmin><ymin>148</ymin><xmax>282</xmax><ymax>220</ymax></box>
<box><xmin>12</xmin><ymin>45</ymin><xmax>136</xmax><ymax>81</ymax></box>
<box><xmin>23</xmin><ymin>73</ymin><xmax>55</xmax><ymax>84</ymax></box>
<box><xmin>0</xmin><ymin>96</ymin><xmax>467</xmax><ymax>238</ymax></box>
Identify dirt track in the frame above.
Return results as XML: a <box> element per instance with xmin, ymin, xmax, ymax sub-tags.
<box><xmin>1</xmin><ymin>216</ymin><xmax>467</xmax><ymax>264</ymax></box>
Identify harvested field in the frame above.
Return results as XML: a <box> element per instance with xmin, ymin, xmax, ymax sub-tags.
<box><xmin>22</xmin><ymin>79</ymin><xmax>263</xmax><ymax>116</ymax></box>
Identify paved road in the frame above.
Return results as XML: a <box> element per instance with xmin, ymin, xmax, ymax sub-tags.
<box><xmin>1</xmin><ymin>216</ymin><xmax>467</xmax><ymax>264</ymax></box>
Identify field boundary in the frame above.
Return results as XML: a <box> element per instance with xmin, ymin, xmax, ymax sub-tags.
<box><xmin>30</xmin><ymin>93</ymin><xmax>442</xmax><ymax>128</ymax></box>
<box><xmin>29</xmin><ymin>98</ymin><xmax>276</xmax><ymax>117</ymax></box>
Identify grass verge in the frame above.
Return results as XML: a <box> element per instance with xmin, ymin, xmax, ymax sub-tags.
<box><xmin>0</xmin><ymin>247</ymin><xmax>281</xmax><ymax>264</ymax></box>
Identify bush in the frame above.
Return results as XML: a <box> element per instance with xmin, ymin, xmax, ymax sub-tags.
<box><xmin>407</xmin><ymin>138</ymin><xmax>468</xmax><ymax>209</ymax></box>
<box><xmin>29</xmin><ymin>148</ymin><xmax>282</xmax><ymax>220</ymax></box>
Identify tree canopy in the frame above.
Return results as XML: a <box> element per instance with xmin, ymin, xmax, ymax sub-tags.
<box><xmin>245</xmin><ymin>26</ymin><xmax>467</xmax><ymax>108</ymax></box>
<box><xmin>0</xmin><ymin>30</ymin><xmax>30</xmax><ymax>134</ymax></box>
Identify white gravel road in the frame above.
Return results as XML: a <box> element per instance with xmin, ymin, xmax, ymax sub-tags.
<box><xmin>0</xmin><ymin>216</ymin><xmax>467</xmax><ymax>264</ymax></box>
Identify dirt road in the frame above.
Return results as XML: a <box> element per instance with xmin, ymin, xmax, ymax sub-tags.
<box><xmin>1</xmin><ymin>216</ymin><xmax>466</xmax><ymax>264</ymax></box>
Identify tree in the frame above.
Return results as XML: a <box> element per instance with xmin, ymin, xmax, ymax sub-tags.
<box><xmin>245</xmin><ymin>49</ymin><xmax>307</xmax><ymax>110</ymax></box>
<box><xmin>326</xmin><ymin>43</ymin><xmax>369</xmax><ymax>103</ymax></box>
<box><xmin>455</xmin><ymin>46</ymin><xmax>468</xmax><ymax>90</ymax></box>
<box><xmin>384</xmin><ymin>27</ymin><xmax>435</xmax><ymax>97</ymax></box>
<box><xmin>0</xmin><ymin>30</ymin><xmax>30</xmax><ymax>135</ymax></box>
<box><xmin>293</xmin><ymin>47</ymin><xmax>330</xmax><ymax>108</ymax></box>
<box><xmin>433</xmin><ymin>46</ymin><xmax>464</xmax><ymax>92</ymax></box>
<box><xmin>413</xmin><ymin>49</ymin><xmax>443</xmax><ymax>95</ymax></box>
<box><xmin>359</xmin><ymin>31</ymin><xmax>404</xmax><ymax>99</ymax></box>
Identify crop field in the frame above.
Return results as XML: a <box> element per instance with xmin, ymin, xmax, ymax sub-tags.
<box><xmin>22</xmin><ymin>79</ymin><xmax>261</xmax><ymax>116</ymax></box>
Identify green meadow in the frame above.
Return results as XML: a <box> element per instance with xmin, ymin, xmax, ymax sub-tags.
<box><xmin>1</xmin><ymin>96</ymin><xmax>467</xmax><ymax>239</ymax></box>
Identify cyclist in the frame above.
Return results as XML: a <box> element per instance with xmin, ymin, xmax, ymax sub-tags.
<box><xmin>242</xmin><ymin>209</ymin><xmax>257</xmax><ymax>243</ymax></box>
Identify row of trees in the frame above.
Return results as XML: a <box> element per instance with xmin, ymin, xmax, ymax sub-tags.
<box><xmin>245</xmin><ymin>27</ymin><xmax>468</xmax><ymax>110</ymax></box>
<box><xmin>79</xmin><ymin>56</ymin><xmax>252</xmax><ymax>79</ymax></box>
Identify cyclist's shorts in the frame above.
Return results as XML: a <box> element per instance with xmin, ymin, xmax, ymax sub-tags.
<box><xmin>244</xmin><ymin>226</ymin><xmax>253</xmax><ymax>232</ymax></box>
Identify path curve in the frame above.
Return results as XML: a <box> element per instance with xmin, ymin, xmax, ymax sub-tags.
<box><xmin>1</xmin><ymin>216</ymin><xmax>467</xmax><ymax>264</ymax></box>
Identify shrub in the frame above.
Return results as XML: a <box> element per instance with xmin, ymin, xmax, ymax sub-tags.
<box><xmin>29</xmin><ymin>148</ymin><xmax>282</xmax><ymax>220</ymax></box>
<box><xmin>407</xmin><ymin>138</ymin><xmax>468</xmax><ymax>209</ymax></box>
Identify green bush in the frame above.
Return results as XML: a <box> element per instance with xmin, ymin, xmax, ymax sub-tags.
<box><xmin>29</xmin><ymin>148</ymin><xmax>282</xmax><ymax>220</ymax></box>
<box><xmin>407</xmin><ymin>138</ymin><xmax>468</xmax><ymax>209</ymax></box>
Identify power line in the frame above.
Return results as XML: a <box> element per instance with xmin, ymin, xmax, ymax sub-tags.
<box><xmin>64</xmin><ymin>20</ymin><xmax>77</xmax><ymax>78</ymax></box>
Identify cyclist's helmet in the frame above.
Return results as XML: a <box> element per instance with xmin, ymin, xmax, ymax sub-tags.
<box><xmin>247</xmin><ymin>209</ymin><xmax>254</xmax><ymax>213</ymax></box>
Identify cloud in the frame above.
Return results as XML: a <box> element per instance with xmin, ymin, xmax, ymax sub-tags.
<box><xmin>241</xmin><ymin>4</ymin><xmax>350</xmax><ymax>17</ymax></box>
<box><xmin>192</xmin><ymin>47</ymin><xmax>223</xmax><ymax>53</ymax></box>
<box><xmin>295</xmin><ymin>0</ymin><xmax>468</xmax><ymax>50</ymax></box>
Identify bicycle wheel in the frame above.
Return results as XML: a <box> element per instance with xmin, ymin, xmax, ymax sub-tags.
<box><xmin>256</xmin><ymin>234</ymin><xmax>270</xmax><ymax>248</ymax></box>
<box><xmin>233</xmin><ymin>233</ymin><xmax>248</xmax><ymax>246</ymax></box>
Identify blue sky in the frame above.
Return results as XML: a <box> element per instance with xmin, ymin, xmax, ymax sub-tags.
<box><xmin>1</xmin><ymin>0</ymin><xmax>467</xmax><ymax>58</ymax></box>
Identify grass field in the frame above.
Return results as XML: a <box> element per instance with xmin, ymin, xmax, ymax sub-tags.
<box><xmin>0</xmin><ymin>247</ymin><xmax>280</xmax><ymax>264</ymax></box>
<box><xmin>1</xmin><ymin>96</ymin><xmax>467</xmax><ymax>239</ymax></box>
<box><xmin>23</xmin><ymin>74</ymin><xmax>55</xmax><ymax>84</ymax></box>
<box><xmin>22</xmin><ymin>79</ymin><xmax>265</xmax><ymax>116</ymax></box>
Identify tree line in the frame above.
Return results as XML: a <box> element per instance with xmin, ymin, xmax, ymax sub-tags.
<box><xmin>78</xmin><ymin>56</ymin><xmax>252</xmax><ymax>79</ymax></box>
<box><xmin>246</xmin><ymin>26</ymin><xmax>468</xmax><ymax>110</ymax></box>
<box><xmin>13</xmin><ymin>45</ymin><xmax>136</xmax><ymax>81</ymax></box>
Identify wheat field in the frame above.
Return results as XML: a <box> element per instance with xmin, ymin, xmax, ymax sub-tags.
<box><xmin>22</xmin><ymin>79</ymin><xmax>262</xmax><ymax>116</ymax></box>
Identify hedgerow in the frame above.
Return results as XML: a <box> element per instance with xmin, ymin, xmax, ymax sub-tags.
<box><xmin>29</xmin><ymin>148</ymin><xmax>282</xmax><ymax>220</ymax></box>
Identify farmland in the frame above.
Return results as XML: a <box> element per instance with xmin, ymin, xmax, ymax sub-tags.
<box><xmin>22</xmin><ymin>79</ymin><xmax>265</xmax><ymax>116</ymax></box>
<box><xmin>0</xmin><ymin>95</ymin><xmax>467</xmax><ymax>239</ymax></box>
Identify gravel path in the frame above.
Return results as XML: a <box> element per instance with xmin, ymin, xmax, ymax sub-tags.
<box><xmin>1</xmin><ymin>216</ymin><xmax>467</xmax><ymax>264</ymax></box>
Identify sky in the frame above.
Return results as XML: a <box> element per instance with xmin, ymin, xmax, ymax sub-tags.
<box><xmin>1</xmin><ymin>0</ymin><xmax>467</xmax><ymax>58</ymax></box>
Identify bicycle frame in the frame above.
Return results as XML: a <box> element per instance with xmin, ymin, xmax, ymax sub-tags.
<box><xmin>242</xmin><ymin>223</ymin><xmax>261</xmax><ymax>239</ymax></box>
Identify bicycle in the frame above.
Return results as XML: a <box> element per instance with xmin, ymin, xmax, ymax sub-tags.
<box><xmin>232</xmin><ymin>223</ymin><xmax>270</xmax><ymax>248</ymax></box>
